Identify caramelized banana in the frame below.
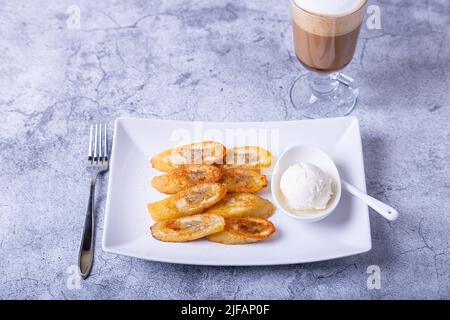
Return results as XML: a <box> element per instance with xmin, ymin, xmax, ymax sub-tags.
<box><xmin>205</xmin><ymin>193</ymin><xmax>275</xmax><ymax>219</ymax></box>
<box><xmin>221</xmin><ymin>168</ymin><xmax>267</xmax><ymax>193</ymax></box>
<box><xmin>147</xmin><ymin>183</ymin><xmax>227</xmax><ymax>221</ymax></box>
<box><xmin>151</xmin><ymin>141</ymin><xmax>226</xmax><ymax>172</ymax></box>
<box><xmin>225</xmin><ymin>146</ymin><xmax>272</xmax><ymax>169</ymax></box>
<box><xmin>206</xmin><ymin>217</ymin><xmax>275</xmax><ymax>244</ymax></box>
<box><xmin>152</xmin><ymin>165</ymin><xmax>222</xmax><ymax>194</ymax></box>
<box><xmin>151</xmin><ymin>214</ymin><xmax>225</xmax><ymax>242</ymax></box>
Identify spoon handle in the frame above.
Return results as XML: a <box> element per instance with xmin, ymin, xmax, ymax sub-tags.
<box><xmin>341</xmin><ymin>179</ymin><xmax>399</xmax><ymax>221</ymax></box>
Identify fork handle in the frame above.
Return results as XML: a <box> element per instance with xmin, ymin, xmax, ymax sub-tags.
<box><xmin>78</xmin><ymin>174</ymin><xmax>97</xmax><ymax>279</ymax></box>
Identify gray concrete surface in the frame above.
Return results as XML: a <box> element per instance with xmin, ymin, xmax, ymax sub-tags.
<box><xmin>0</xmin><ymin>0</ymin><xmax>449</xmax><ymax>299</ymax></box>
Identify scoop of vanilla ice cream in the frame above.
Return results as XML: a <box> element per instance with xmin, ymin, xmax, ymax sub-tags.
<box><xmin>280</xmin><ymin>163</ymin><xmax>333</xmax><ymax>210</ymax></box>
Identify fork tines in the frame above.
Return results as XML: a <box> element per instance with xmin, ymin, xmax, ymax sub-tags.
<box><xmin>88</xmin><ymin>124</ymin><xmax>108</xmax><ymax>164</ymax></box>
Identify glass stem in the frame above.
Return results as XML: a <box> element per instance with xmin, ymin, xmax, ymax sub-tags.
<box><xmin>308</xmin><ymin>72</ymin><xmax>339</xmax><ymax>95</ymax></box>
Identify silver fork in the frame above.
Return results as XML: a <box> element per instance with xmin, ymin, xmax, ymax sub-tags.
<box><xmin>78</xmin><ymin>124</ymin><xmax>109</xmax><ymax>279</ymax></box>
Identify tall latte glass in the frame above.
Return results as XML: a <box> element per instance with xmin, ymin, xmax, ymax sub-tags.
<box><xmin>290</xmin><ymin>0</ymin><xmax>366</xmax><ymax>118</ymax></box>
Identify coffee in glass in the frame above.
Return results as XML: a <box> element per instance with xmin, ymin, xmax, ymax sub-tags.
<box><xmin>290</xmin><ymin>0</ymin><xmax>367</xmax><ymax>118</ymax></box>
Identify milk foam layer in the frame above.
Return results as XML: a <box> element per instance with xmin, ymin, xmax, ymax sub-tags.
<box><xmin>294</xmin><ymin>0</ymin><xmax>365</xmax><ymax>17</ymax></box>
<box><xmin>292</xmin><ymin>0</ymin><xmax>366</xmax><ymax>36</ymax></box>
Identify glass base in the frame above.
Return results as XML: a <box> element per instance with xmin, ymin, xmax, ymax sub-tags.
<box><xmin>290</xmin><ymin>72</ymin><xmax>359</xmax><ymax>119</ymax></box>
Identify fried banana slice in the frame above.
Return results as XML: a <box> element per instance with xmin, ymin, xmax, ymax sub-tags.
<box><xmin>151</xmin><ymin>141</ymin><xmax>226</xmax><ymax>172</ymax></box>
<box><xmin>205</xmin><ymin>193</ymin><xmax>275</xmax><ymax>219</ymax></box>
<box><xmin>147</xmin><ymin>183</ymin><xmax>228</xmax><ymax>221</ymax></box>
<box><xmin>152</xmin><ymin>165</ymin><xmax>222</xmax><ymax>194</ymax></box>
<box><xmin>221</xmin><ymin>168</ymin><xmax>267</xmax><ymax>193</ymax></box>
<box><xmin>151</xmin><ymin>214</ymin><xmax>225</xmax><ymax>242</ymax></box>
<box><xmin>206</xmin><ymin>217</ymin><xmax>275</xmax><ymax>244</ymax></box>
<box><xmin>225</xmin><ymin>146</ymin><xmax>272</xmax><ymax>169</ymax></box>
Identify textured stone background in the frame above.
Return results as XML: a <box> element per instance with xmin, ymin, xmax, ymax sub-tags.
<box><xmin>0</xmin><ymin>0</ymin><xmax>449</xmax><ymax>299</ymax></box>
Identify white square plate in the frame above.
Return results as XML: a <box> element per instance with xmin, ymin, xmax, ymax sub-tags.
<box><xmin>102</xmin><ymin>116</ymin><xmax>371</xmax><ymax>265</ymax></box>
